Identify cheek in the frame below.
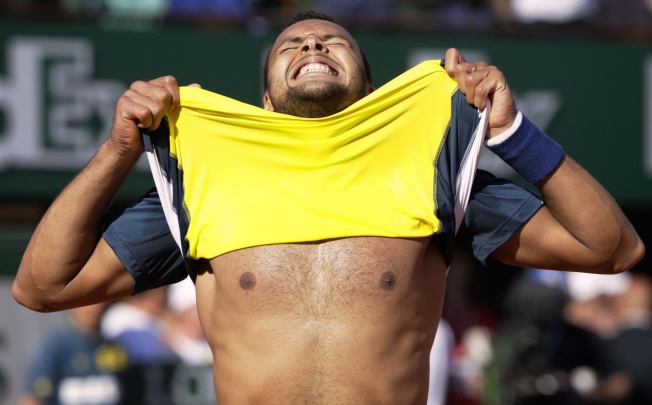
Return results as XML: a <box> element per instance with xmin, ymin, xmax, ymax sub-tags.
<box><xmin>269</xmin><ymin>57</ymin><xmax>291</xmax><ymax>81</ymax></box>
<box><xmin>268</xmin><ymin>69</ymin><xmax>290</xmax><ymax>96</ymax></box>
<box><xmin>269</xmin><ymin>71</ymin><xmax>285</xmax><ymax>85</ymax></box>
<box><xmin>267</xmin><ymin>76</ymin><xmax>286</xmax><ymax>102</ymax></box>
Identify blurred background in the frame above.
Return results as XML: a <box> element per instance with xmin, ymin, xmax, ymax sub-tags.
<box><xmin>0</xmin><ymin>1</ymin><xmax>651</xmax><ymax>404</ymax></box>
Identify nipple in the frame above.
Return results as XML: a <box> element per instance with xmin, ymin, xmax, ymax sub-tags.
<box><xmin>379</xmin><ymin>271</ymin><xmax>396</xmax><ymax>290</ymax></box>
<box><xmin>239</xmin><ymin>271</ymin><xmax>257</xmax><ymax>290</ymax></box>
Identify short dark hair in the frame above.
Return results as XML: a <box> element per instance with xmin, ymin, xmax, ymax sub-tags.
<box><xmin>282</xmin><ymin>10</ymin><xmax>338</xmax><ymax>29</ymax></box>
<box><xmin>262</xmin><ymin>10</ymin><xmax>372</xmax><ymax>92</ymax></box>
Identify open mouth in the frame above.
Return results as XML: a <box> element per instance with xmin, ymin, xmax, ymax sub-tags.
<box><xmin>292</xmin><ymin>59</ymin><xmax>340</xmax><ymax>80</ymax></box>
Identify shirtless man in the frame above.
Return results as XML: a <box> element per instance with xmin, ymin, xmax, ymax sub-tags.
<box><xmin>13</xmin><ymin>10</ymin><xmax>644</xmax><ymax>405</ymax></box>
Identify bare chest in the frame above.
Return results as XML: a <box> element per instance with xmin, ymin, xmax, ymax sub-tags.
<box><xmin>206</xmin><ymin>236</ymin><xmax>434</xmax><ymax>315</ymax></box>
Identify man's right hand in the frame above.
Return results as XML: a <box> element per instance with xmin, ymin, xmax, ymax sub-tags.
<box><xmin>109</xmin><ymin>76</ymin><xmax>181</xmax><ymax>157</ymax></box>
<box><xmin>13</xmin><ymin>75</ymin><xmax>204</xmax><ymax>312</ymax></box>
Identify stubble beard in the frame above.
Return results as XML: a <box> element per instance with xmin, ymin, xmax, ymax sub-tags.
<box><xmin>271</xmin><ymin>81</ymin><xmax>365</xmax><ymax>118</ymax></box>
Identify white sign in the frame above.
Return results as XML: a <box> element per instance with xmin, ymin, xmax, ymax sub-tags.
<box><xmin>0</xmin><ymin>37</ymin><xmax>126</xmax><ymax>170</ymax></box>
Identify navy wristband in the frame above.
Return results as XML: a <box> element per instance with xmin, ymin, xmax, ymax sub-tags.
<box><xmin>487</xmin><ymin>114</ymin><xmax>564</xmax><ymax>183</ymax></box>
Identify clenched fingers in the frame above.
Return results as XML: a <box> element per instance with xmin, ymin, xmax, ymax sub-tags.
<box><xmin>444</xmin><ymin>48</ymin><xmax>497</xmax><ymax>109</ymax></box>
<box><xmin>443</xmin><ymin>48</ymin><xmax>516</xmax><ymax>135</ymax></box>
<box><xmin>458</xmin><ymin>64</ymin><xmax>504</xmax><ymax>109</ymax></box>
<box><xmin>123</xmin><ymin>76</ymin><xmax>180</xmax><ymax>130</ymax></box>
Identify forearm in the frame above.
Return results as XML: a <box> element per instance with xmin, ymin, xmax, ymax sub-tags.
<box><xmin>534</xmin><ymin>156</ymin><xmax>644</xmax><ymax>272</ymax></box>
<box><xmin>489</xmin><ymin>115</ymin><xmax>644</xmax><ymax>273</ymax></box>
<box><xmin>442</xmin><ymin>53</ymin><xmax>644</xmax><ymax>272</ymax></box>
<box><xmin>15</xmin><ymin>141</ymin><xmax>140</xmax><ymax>303</ymax></box>
<box><xmin>14</xmin><ymin>76</ymin><xmax>182</xmax><ymax>311</ymax></box>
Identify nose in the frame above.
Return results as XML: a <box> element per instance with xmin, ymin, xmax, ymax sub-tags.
<box><xmin>301</xmin><ymin>35</ymin><xmax>327</xmax><ymax>53</ymax></box>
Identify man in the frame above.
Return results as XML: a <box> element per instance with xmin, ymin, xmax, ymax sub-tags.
<box><xmin>18</xmin><ymin>303</ymin><xmax>128</xmax><ymax>405</ymax></box>
<box><xmin>13</xmin><ymin>10</ymin><xmax>644</xmax><ymax>405</ymax></box>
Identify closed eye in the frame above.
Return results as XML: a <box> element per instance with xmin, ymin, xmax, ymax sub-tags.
<box><xmin>326</xmin><ymin>42</ymin><xmax>350</xmax><ymax>48</ymax></box>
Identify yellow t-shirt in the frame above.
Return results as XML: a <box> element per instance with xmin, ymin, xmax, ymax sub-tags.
<box><xmin>149</xmin><ymin>60</ymin><xmax>462</xmax><ymax>260</ymax></box>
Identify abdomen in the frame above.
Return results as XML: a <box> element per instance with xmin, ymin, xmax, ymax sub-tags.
<box><xmin>195</xmin><ymin>236</ymin><xmax>447</xmax><ymax>405</ymax></box>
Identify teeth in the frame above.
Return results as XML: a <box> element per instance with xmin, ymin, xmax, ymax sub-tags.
<box><xmin>298</xmin><ymin>63</ymin><xmax>335</xmax><ymax>78</ymax></box>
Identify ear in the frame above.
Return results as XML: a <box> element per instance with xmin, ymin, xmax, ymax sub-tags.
<box><xmin>365</xmin><ymin>83</ymin><xmax>375</xmax><ymax>95</ymax></box>
<box><xmin>263</xmin><ymin>91</ymin><xmax>275</xmax><ymax>112</ymax></box>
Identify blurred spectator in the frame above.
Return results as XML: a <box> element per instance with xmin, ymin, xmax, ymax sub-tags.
<box><xmin>451</xmin><ymin>325</ymin><xmax>495</xmax><ymax>405</ymax></box>
<box><xmin>313</xmin><ymin>0</ymin><xmax>398</xmax><ymax>27</ymax></box>
<box><xmin>100</xmin><ymin>286</ymin><xmax>179</xmax><ymax>366</ymax></box>
<box><xmin>103</xmin><ymin>0</ymin><xmax>168</xmax><ymax>19</ymax></box>
<box><xmin>561</xmin><ymin>272</ymin><xmax>635</xmax><ymax>404</ymax></box>
<box><xmin>253</xmin><ymin>0</ymin><xmax>297</xmax><ymax>11</ymax></box>
<box><xmin>564</xmin><ymin>271</ymin><xmax>632</xmax><ymax>338</ymax></box>
<box><xmin>598</xmin><ymin>0</ymin><xmax>652</xmax><ymax>34</ymax></box>
<box><xmin>490</xmin><ymin>0</ymin><xmax>598</xmax><ymax>27</ymax></box>
<box><xmin>613</xmin><ymin>274</ymin><xmax>652</xmax><ymax>329</ymax></box>
<box><xmin>516</xmin><ymin>0</ymin><xmax>597</xmax><ymax>23</ymax></box>
<box><xmin>408</xmin><ymin>0</ymin><xmax>493</xmax><ymax>32</ymax></box>
<box><xmin>599</xmin><ymin>274</ymin><xmax>652</xmax><ymax>404</ymax></box>
<box><xmin>443</xmin><ymin>251</ymin><xmax>501</xmax><ymax>345</ymax></box>
<box><xmin>248</xmin><ymin>0</ymin><xmax>299</xmax><ymax>30</ymax></box>
<box><xmin>59</xmin><ymin>0</ymin><xmax>105</xmax><ymax>17</ymax></box>
<box><xmin>428</xmin><ymin>317</ymin><xmax>455</xmax><ymax>405</ymax></box>
<box><xmin>483</xmin><ymin>270</ymin><xmax>640</xmax><ymax>405</ymax></box>
<box><xmin>18</xmin><ymin>303</ymin><xmax>129</xmax><ymax>405</ymax></box>
<box><xmin>441</xmin><ymin>250</ymin><xmax>503</xmax><ymax>405</ymax></box>
<box><xmin>165</xmin><ymin>278</ymin><xmax>212</xmax><ymax>366</ymax></box>
<box><xmin>167</xmin><ymin>0</ymin><xmax>251</xmax><ymax>21</ymax></box>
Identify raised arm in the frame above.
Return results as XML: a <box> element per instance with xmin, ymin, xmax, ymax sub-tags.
<box><xmin>12</xmin><ymin>76</ymin><xmax>182</xmax><ymax>312</ymax></box>
<box><xmin>493</xmin><ymin>155</ymin><xmax>644</xmax><ymax>273</ymax></box>
<box><xmin>444</xmin><ymin>48</ymin><xmax>645</xmax><ymax>274</ymax></box>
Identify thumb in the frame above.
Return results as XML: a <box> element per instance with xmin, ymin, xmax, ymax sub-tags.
<box><xmin>444</xmin><ymin>48</ymin><xmax>465</xmax><ymax>76</ymax></box>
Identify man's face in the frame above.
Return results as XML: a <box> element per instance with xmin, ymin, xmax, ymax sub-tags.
<box><xmin>263</xmin><ymin>19</ymin><xmax>372</xmax><ymax>118</ymax></box>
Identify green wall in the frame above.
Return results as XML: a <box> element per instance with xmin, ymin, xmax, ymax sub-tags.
<box><xmin>0</xmin><ymin>19</ymin><xmax>650</xmax><ymax>275</ymax></box>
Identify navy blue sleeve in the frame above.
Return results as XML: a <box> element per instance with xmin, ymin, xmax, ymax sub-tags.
<box><xmin>102</xmin><ymin>187</ymin><xmax>187</xmax><ymax>294</ymax></box>
<box><xmin>456</xmin><ymin>169</ymin><xmax>543</xmax><ymax>265</ymax></box>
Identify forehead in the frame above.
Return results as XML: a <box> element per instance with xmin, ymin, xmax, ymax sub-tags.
<box><xmin>273</xmin><ymin>19</ymin><xmax>357</xmax><ymax>49</ymax></box>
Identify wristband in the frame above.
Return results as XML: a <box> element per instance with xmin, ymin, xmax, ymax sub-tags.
<box><xmin>486</xmin><ymin>112</ymin><xmax>564</xmax><ymax>183</ymax></box>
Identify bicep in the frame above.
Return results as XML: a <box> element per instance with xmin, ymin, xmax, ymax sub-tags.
<box><xmin>13</xmin><ymin>235</ymin><xmax>134</xmax><ymax>312</ymax></box>
<box><xmin>491</xmin><ymin>204</ymin><xmax>603</xmax><ymax>272</ymax></box>
<box><xmin>455</xmin><ymin>170</ymin><xmax>542</xmax><ymax>265</ymax></box>
<box><xmin>62</xmin><ymin>237</ymin><xmax>136</xmax><ymax>307</ymax></box>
